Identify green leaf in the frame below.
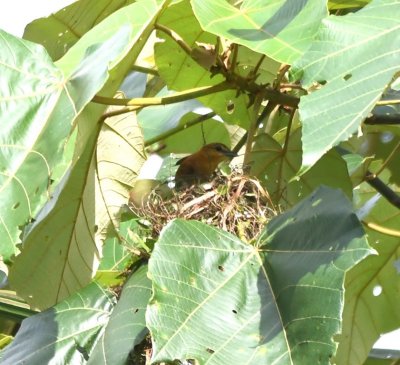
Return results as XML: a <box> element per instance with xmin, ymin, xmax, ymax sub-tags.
<box><xmin>0</xmin><ymin>27</ymin><xmax>131</xmax><ymax>260</ymax></box>
<box><xmin>335</xmin><ymin>185</ymin><xmax>400</xmax><ymax>365</ymax></box>
<box><xmin>250</xmin><ymin>128</ymin><xmax>352</xmax><ymax>206</ymax></box>
<box><xmin>96</xmin><ymin>239</ymin><xmax>132</xmax><ymax>287</ymax></box>
<box><xmin>24</xmin><ymin>0</ymin><xmax>135</xmax><ymax>60</ymax></box>
<box><xmin>8</xmin><ymin>128</ymin><xmax>100</xmax><ymax>310</ymax></box>
<box><xmin>9</xmin><ymin>105</ymin><xmax>145</xmax><ymax>310</ymax></box>
<box><xmin>191</xmin><ymin>0</ymin><xmax>328</xmax><ymax>64</ymax></box>
<box><xmin>360</xmin><ymin>126</ymin><xmax>400</xmax><ymax>185</ymax></box>
<box><xmin>0</xmin><ymin>282</ymin><xmax>115</xmax><ymax>365</ymax></box>
<box><xmin>155</xmin><ymin>0</ymin><xmax>252</xmax><ymax>128</ymax></box>
<box><xmin>147</xmin><ymin>187</ymin><xmax>372</xmax><ymax>364</ymax></box>
<box><xmin>89</xmin><ymin>264</ymin><xmax>151</xmax><ymax>365</ymax></box>
<box><xmin>160</xmin><ymin>112</ymin><xmax>231</xmax><ymax>154</ymax></box>
<box><xmin>62</xmin><ymin>0</ymin><xmax>171</xmax><ymax>164</ymax></box>
<box><xmin>292</xmin><ymin>0</ymin><xmax>400</xmax><ymax>172</ymax></box>
<box><xmin>56</xmin><ymin>0</ymin><xmax>169</xmax><ymax>75</ymax></box>
<box><xmin>138</xmin><ymin>88</ymin><xmax>201</xmax><ymax>142</ymax></box>
<box><xmin>328</xmin><ymin>0</ymin><xmax>371</xmax><ymax>10</ymax></box>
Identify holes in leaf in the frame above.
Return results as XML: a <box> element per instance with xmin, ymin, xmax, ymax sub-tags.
<box><xmin>232</xmin><ymin>309</ymin><xmax>238</xmax><ymax>314</ymax></box>
<box><xmin>134</xmin><ymin>308</ymin><xmax>139</xmax><ymax>313</ymax></box>
<box><xmin>94</xmin><ymin>225</ymin><xmax>98</xmax><ymax>233</ymax></box>
<box><xmin>343</xmin><ymin>74</ymin><xmax>352</xmax><ymax>81</ymax></box>
<box><xmin>12</xmin><ymin>202</ymin><xmax>20</xmax><ymax>210</ymax></box>
<box><xmin>380</xmin><ymin>132</ymin><xmax>394</xmax><ymax>144</ymax></box>
<box><xmin>226</xmin><ymin>100</ymin><xmax>235</xmax><ymax>114</ymax></box>
<box><xmin>206</xmin><ymin>348</ymin><xmax>215</xmax><ymax>354</ymax></box>
<box><xmin>372</xmin><ymin>285</ymin><xmax>382</xmax><ymax>297</ymax></box>
<box><xmin>319</xmin><ymin>80</ymin><xmax>327</xmax><ymax>85</ymax></box>
<box><xmin>218</xmin><ymin>265</ymin><xmax>224</xmax><ymax>271</ymax></box>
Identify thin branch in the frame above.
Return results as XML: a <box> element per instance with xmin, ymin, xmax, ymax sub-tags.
<box><xmin>252</xmin><ymin>54</ymin><xmax>266</xmax><ymax>77</ymax></box>
<box><xmin>282</xmin><ymin>108</ymin><xmax>296</xmax><ymax>155</ymax></box>
<box><xmin>362</xmin><ymin>221</ymin><xmax>400</xmax><ymax>237</ymax></box>
<box><xmin>232</xmin><ymin>101</ymin><xmax>278</xmax><ymax>154</ymax></box>
<box><xmin>243</xmin><ymin>92</ymin><xmax>263</xmax><ymax>172</ymax></box>
<box><xmin>273</xmin><ymin>64</ymin><xmax>290</xmax><ymax>89</ymax></box>
<box><xmin>376</xmin><ymin>99</ymin><xmax>400</xmax><ymax>106</ymax></box>
<box><xmin>100</xmin><ymin>106</ymin><xmax>143</xmax><ymax>121</ymax></box>
<box><xmin>92</xmin><ymin>82</ymin><xmax>231</xmax><ymax>107</ymax></box>
<box><xmin>154</xmin><ymin>23</ymin><xmax>192</xmax><ymax>56</ymax></box>
<box><xmin>279</xmin><ymin>83</ymin><xmax>307</xmax><ymax>92</ymax></box>
<box><xmin>365</xmin><ymin>170</ymin><xmax>400</xmax><ymax>209</ymax></box>
<box><xmin>229</xmin><ymin>43</ymin><xmax>239</xmax><ymax>74</ymax></box>
<box><xmin>131</xmin><ymin>64</ymin><xmax>159</xmax><ymax>76</ymax></box>
<box><xmin>374</xmin><ymin>140</ymin><xmax>400</xmax><ymax>177</ymax></box>
<box><xmin>145</xmin><ymin>111</ymin><xmax>216</xmax><ymax>146</ymax></box>
<box><xmin>364</xmin><ymin>114</ymin><xmax>400</xmax><ymax>125</ymax></box>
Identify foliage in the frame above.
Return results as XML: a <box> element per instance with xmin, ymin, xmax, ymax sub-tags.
<box><xmin>0</xmin><ymin>0</ymin><xmax>399</xmax><ymax>364</ymax></box>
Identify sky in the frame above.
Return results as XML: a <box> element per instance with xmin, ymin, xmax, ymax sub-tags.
<box><xmin>0</xmin><ymin>0</ymin><xmax>75</xmax><ymax>37</ymax></box>
<box><xmin>0</xmin><ymin>0</ymin><xmax>399</xmax><ymax>355</ymax></box>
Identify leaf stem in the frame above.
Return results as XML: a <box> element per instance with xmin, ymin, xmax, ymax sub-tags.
<box><xmin>373</xmin><ymin>140</ymin><xmax>400</xmax><ymax>177</ymax></box>
<box><xmin>282</xmin><ymin>108</ymin><xmax>296</xmax><ymax>155</ymax></box>
<box><xmin>365</xmin><ymin>170</ymin><xmax>400</xmax><ymax>209</ymax></box>
<box><xmin>229</xmin><ymin>44</ymin><xmax>239</xmax><ymax>74</ymax></box>
<box><xmin>100</xmin><ymin>106</ymin><xmax>142</xmax><ymax>121</ymax></box>
<box><xmin>154</xmin><ymin>23</ymin><xmax>192</xmax><ymax>56</ymax></box>
<box><xmin>362</xmin><ymin>221</ymin><xmax>400</xmax><ymax>237</ymax></box>
<box><xmin>376</xmin><ymin>99</ymin><xmax>400</xmax><ymax>106</ymax></box>
<box><xmin>252</xmin><ymin>54</ymin><xmax>265</xmax><ymax>78</ymax></box>
<box><xmin>93</xmin><ymin>82</ymin><xmax>231</xmax><ymax>107</ymax></box>
<box><xmin>131</xmin><ymin>64</ymin><xmax>159</xmax><ymax>76</ymax></box>
<box><xmin>243</xmin><ymin>92</ymin><xmax>263</xmax><ymax>172</ymax></box>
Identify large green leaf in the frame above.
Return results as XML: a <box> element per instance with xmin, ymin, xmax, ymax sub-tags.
<box><xmin>89</xmin><ymin>264</ymin><xmax>151</xmax><ymax>365</ymax></box>
<box><xmin>335</xmin><ymin>184</ymin><xmax>400</xmax><ymax>365</ymax></box>
<box><xmin>0</xmin><ymin>27</ymin><xmax>131</xmax><ymax>260</ymax></box>
<box><xmin>9</xmin><ymin>104</ymin><xmax>144</xmax><ymax>310</ymax></box>
<box><xmin>58</xmin><ymin>0</ymin><xmax>170</xmax><ymax>163</ymax></box>
<box><xmin>137</xmin><ymin>88</ymin><xmax>201</xmax><ymax>142</ymax></box>
<box><xmin>155</xmin><ymin>0</ymin><xmax>252</xmax><ymax>129</ymax></box>
<box><xmin>191</xmin><ymin>0</ymin><xmax>327</xmax><ymax>64</ymax></box>
<box><xmin>24</xmin><ymin>0</ymin><xmax>135</xmax><ymax>60</ymax></box>
<box><xmin>147</xmin><ymin>187</ymin><xmax>372</xmax><ymax>364</ymax></box>
<box><xmin>160</xmin><ymin>112</ymin><xmax>231</xmax><ymax>154</ymax></box>
<box><xmin>250</xmin><ymin>128</ymin><xmax>352</xmax><ymax>206</ymax></box>
<box><xmin>0</xmin><ymin>282</ymin><xmax>115</xmax><ymax>365</ymax></box>
<box><xmin>8</xmin><ymin>127</ymin><xmax>100</xmax><ymax>309</ymax></box>
<box><xmin>292</xmin><ymin>0</ymin><xmax>400</xmax><ymax>172</ymax></box>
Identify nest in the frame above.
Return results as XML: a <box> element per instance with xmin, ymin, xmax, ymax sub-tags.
<box><xmin>130</xmin><ymin>172</ymin><xmax>278</xmax><ymax>243</ymax></box>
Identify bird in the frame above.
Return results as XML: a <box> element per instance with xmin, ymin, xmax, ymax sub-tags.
<box><xmin>174</xmin><ymin>143</ymin><xmax>237</xmax><ymax>188</ymax></box>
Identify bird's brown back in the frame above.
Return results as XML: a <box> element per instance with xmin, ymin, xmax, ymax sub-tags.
<box><xmin>175</xmin><ymin>143</ymin><xmax>237</xmax><ymax>187</ymax></box>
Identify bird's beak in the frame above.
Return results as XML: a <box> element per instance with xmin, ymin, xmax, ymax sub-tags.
<box><xmin>223</xmin><ymin>150</ymin><xmax>238</xmax><ymax>158</ymax></box>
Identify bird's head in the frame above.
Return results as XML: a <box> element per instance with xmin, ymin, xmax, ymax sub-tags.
<box><xmin>200</xmin><ymin>143</ymin><xmax>237</xmax><ymax>162</ymax></box>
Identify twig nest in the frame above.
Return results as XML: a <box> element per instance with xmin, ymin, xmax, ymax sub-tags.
<box><xmin>129</xmin><ymin>171</ymin><xmax>278</xmax><ymax>242</ymax></box>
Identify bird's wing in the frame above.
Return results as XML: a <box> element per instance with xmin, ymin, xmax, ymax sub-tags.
<box><xmin>175</xmin><ymin>156</ymin><xmax>188</xmax><ymax>166</ymax></box>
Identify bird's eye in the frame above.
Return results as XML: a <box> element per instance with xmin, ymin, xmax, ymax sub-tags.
<box><xmin>215</xmin><ymin>145</ymin><xmax>223</xmax><ymax>152</ymax></box>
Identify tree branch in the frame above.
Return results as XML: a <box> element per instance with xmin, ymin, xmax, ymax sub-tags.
<box><xmin>154</xmin><ymin>23</ymin><xmax>193</xmax><ymax>56</ymax></box>
<box><xmin>364</xmin><ymin>114</ymin><xmax>400</xmax><ymax>125</ymax></box>
<box><xmin>376</xmin><ymin>99</ymin><xmax>400</xmax><ymax>106</ymax></box>
<box><xmin>365</xmin><ymin>170</ymin><xmax>400</xmax><ymax>209</ymax></box>
<box><xmin>92</xmin><ymin>82</ymin><xmax>231</xmax><ymax>107</ymax></box>
<box><xmin>131</xmin><ymin>64</ymin><xmax>159</xmax><ymax>76</ymax></box>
